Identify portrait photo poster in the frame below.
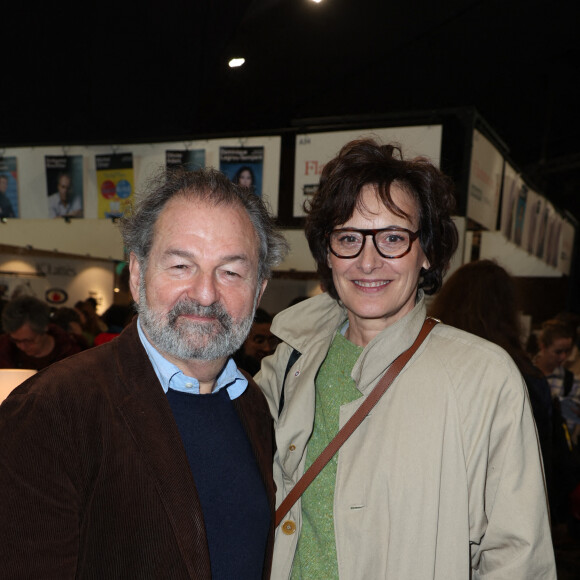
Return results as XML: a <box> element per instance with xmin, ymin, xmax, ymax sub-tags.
<box><xmin>45</xmin><ymin>155</ymin><xmax>84</xmax><ymax>219</ymax></box>
<box><xmin>219</xmin><ymin>146</ymin><xmax>264</xmax><ymax>198</ymax></box>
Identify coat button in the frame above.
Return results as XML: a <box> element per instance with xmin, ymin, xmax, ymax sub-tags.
<box><xmin>289</xmin><ymin>444</ymin><xmax>296</xmax><ymax>451</ymax></box>
<box><xmin>281</xmin><ymin>520</ymin><xmax>296</xmax><ymax>535</ymax></box>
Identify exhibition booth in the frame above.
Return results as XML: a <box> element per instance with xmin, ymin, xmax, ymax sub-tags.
<box><xmin>0</xmin><ymin>108</ymin><xmax>576</xmax><ymax>320</ymax></box>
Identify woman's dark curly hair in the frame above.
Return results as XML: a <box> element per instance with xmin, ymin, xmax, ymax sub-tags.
<box><xmin>304</xmin><ymin>138</ymin><xmax>458</xmax><ymax>300</ymax></box>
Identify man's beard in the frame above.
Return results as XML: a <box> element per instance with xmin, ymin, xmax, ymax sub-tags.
<box><xmin>137</xmin><ymin>280</ymin><xmax>257</xmax><ymax>362</ymax></box>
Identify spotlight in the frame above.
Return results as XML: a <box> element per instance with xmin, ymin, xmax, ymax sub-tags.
<box><xmin>228</xmin><ymin>57</ymin><xmax>245</xmax><ymax>68</ymax></box>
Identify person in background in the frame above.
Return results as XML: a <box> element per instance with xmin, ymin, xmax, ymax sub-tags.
<box><xmin>93</xmin><ymin>303</ymin><xmax>135</xmax><ymax>346</ymax></box>
<box><xmin>554</xmin><ymin>312</ymin><xmax>580</xmax><ymax>379</ymax></box>
<box><xmin>257</xmin><ymin>138</ymin><xmax>555</xmax><ymax>579</ymax></box>
<box><xmin>535</xmin><ymin>319</ymin><xmax>580</xmax><ymax>443</ymax></box>
<box><xmin>75</xmin><ymin>298</ymin><xmax>107</xmax><ymax>345</ymax></box>
<box><xmin>47</xmin><ymin>171</ymin><xmax>83</xmax><ymax>218</ymax></box>
<box><xmin>51</xmin><ymin>306</ymin><xmax>90</xmax><ymax>350</ymax></box>
<box><xmin>0</xmin><ymin>167</ymin><xmax>288</xmax><ymax>579</ymax></box>
<box><xmin>0</xmin><ymin>295</ymin><xmax>83</xmax><ymax>370</ymax></box>
<box><xmin>234</xmin><ymin>308</ymin><xmax>278</xmax><ymax>375</ymax></box>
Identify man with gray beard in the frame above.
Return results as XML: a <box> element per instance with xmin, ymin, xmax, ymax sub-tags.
<box><xmin>0</xmin><ymin>168</ymin><xmax>288</xmax><ymax>580</ymax></box>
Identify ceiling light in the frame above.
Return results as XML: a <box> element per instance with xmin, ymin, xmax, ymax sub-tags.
<box><xmin>228</xmin><ymin>58</ymin><xmax>245</xmax><ymax>68</ymax></box>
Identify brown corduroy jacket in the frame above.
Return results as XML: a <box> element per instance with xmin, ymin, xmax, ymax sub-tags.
<box><xmin>0</xmin><ymin>319</ymin><xmax>275</xmax><ymax>579</ymax></box>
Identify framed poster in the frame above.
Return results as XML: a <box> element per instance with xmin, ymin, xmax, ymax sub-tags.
<box><xmin>165</xmin><ymin>149</ymin><xmax>205</xmax><ymax>170</ymax></box>
<box><xmin>466</xmin><ymin>129</ymin><xmax>503</xmax><ymax>231</ymax></box>
<box><xmin>293</xmin><ymin>125</ymin><xmax>442</xmax><ymax>218</ymax></box>
<box><xmin>219</xmin><ymin>146</ymin><xmax>264</xmax><ymax>198</ymax></box>
<box><xmin>96</xmin><ymin>153</ymin><xmax>135</xmax><ymax>219</ymax></box>
<box><xmin>45</xmin><ymin>155</ymin><xmax>84</xmax><ymax>218</ymax></box>
<box><xmin>0</xmin><ymin>156</ymin><xmax>19</xmax><ymax>218</ymax></box>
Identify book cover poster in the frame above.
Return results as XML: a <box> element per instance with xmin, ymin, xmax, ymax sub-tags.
<box><xmin>500</xmin><ymin>163</ymin><xmax>519</xmax><ymax>240</ymax></box>
<box><xmin>466</xmin><ymin>129</ymin><xmax>503</xmax><ymax>231</ymax></box>
<box><xmin>545</xmin><ymin>209</ymin><xmax>563</xmax><ymax>268</ymax></box>
<box><xmin>513</xmin><ymin>183</ymin><xmax>528</xmax><ymax>247</ymax></box>
<box><xmin>166</xmin><ymin>149</ymin><xmax>205</xmax><ymax>170</ymax></box>
<box><xmin>294</xmin><ymin>125</ymin><xmax>442</xmax><ymax>217</ymax></box>
<box><xmin>522</xmin><ymin>189</ymin><xmax>543</xmax><ymax>255</ymax></box>
<box><xmin>219</xmin><ymin>146</ymin><xmax>264</xmax><ymax>197</ymax></box>
<box><xmin>534</xmin><ymin>200</ymin><xmax>550</xmax><ymax>259</ymax></box>
<box><xmin>558</xmin><ymin>219</ymin><xmax>575</xmax><ymax>275</ymax></box>
<box><xmin>0</xmin><ymin>156</ymin><xmax>19</xmax><ymax>218</ymax></box>
<box><xmin>96</xmin><ymin>153</ymin><xmax>135</xmax><ymax>219</ymax></box>
<box><xmin>45</xmin><ymin>155</ymin><xmax>84</xmax><ymax>218</ymax></box>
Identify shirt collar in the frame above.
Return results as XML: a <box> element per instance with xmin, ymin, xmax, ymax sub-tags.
<box><xmin>137</xmin><ymin>317</ymin><xmax>248</xmax><ymax>400</ymax></box>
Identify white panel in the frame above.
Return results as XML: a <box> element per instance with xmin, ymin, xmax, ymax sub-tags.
<box><xmin>293</xmin><ymin>125</ymin><xmax>443</xmax><ymax>217</ymax></box>
<box><xmin>466</xmin><ymin>129</ymin><xmax>503</xmax><ymax>231</ymax></box>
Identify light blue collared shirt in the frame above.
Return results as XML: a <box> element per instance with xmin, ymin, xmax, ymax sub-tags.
<box><xmin>137</xmin><ymin>318</ymin><xmax>248</xmax><ymax>400</ymax></box>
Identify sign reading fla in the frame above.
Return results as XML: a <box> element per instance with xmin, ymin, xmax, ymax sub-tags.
<box><xmin>45</xmin><ymin>288</ymin><xmax>68</xmax><ymax>304</ymax></box>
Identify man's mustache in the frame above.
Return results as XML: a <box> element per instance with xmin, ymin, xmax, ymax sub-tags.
<box><xmin>168</xmin><ymin>299</ymin><xmax>232</xmax><ymax>331</ymax></box>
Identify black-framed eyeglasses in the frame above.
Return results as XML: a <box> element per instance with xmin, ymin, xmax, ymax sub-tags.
<box><xmin>328</xmin><ymin>227</ymin><xmax>421</xmax><ymax>259</ymax></box>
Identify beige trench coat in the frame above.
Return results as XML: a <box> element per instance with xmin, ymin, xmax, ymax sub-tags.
<box><xmin>256</xmin><ymin>292</ymin><xmax>556</xmax><ymax>579</ymax></box>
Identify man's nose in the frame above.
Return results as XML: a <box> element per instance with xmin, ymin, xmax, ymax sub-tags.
<box><xmin>188</xmin><ymin>271</ymin><xmax>219</xmax><ymax>306</ymax></box>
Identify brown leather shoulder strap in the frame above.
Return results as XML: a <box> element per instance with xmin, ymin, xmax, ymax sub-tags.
<box><xmin>275</xmin><ymin>317</ymin><xmax>439</xmax><ymax>528</ymax></box>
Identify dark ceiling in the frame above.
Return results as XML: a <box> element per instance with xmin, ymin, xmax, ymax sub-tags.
<box><xmin>3</xmin><ymin>0</ymin><xmax>580</xmax><ymax>219</ymax></box>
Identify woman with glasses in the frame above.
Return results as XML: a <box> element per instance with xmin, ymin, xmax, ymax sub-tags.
<box><xmin>256</xmin><ymin>138</ymin><xmax>555</xmax><ymax>579</ymax></box>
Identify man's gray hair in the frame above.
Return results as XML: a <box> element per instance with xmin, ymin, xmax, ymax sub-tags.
<box><xmin>120</xmin><ymin>167</ymin><xmax>288</xmax><ymax>282</ymax></box>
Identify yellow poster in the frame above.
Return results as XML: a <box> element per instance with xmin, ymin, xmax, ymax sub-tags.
<box><xmin>96</xmin><ymin>153</ymin><xmax>135</xmax><ymax>219</ymax></box>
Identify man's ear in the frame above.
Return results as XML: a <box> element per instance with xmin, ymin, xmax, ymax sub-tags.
<box><xmin>128</xmin><ymin>253</ymin><xmax>142</xmax><ymax>304</ymax></box>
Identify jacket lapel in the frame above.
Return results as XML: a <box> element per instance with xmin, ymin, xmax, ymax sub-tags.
<box><xmin>114</xmin><ymin>321</ymin><xmax>212</xmax><ymax>578</ymax></box>
<box><xmin>233</xmin><ymin>373</ymin><xmax>276</xmax><ymax>579</ymax></box>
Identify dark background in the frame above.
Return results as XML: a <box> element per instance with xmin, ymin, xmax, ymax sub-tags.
<box><xmin>2</xmin><ymin>0</ymin><xmax>579</xmax><ymax>222</ymax></box>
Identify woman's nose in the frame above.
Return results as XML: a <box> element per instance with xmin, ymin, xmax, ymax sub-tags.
<box><xmin>357</xmin><ymin>236</ymin><xmax>383</xmax><ymax>272</ymax></box>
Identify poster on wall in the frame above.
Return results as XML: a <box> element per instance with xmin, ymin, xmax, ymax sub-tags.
<box><xmin>522</xmin><ymin>189</ymin><xmax>543</xmax><ymax>255</ymax></box>
<box><xmin>500</xmin><ymin>163</ymin><xmax>522</xmax><ymax>241</ymax></box>
<box><xmin>96</xmin><ymin>153</ymin><xmax>135</xmax><ymax>219</ymax></box>
<box><xmin>0</xmin><ymin>156</ymin><xmax>19</xmax><ymax>218</ymax></box>
<box><xmin>293</xmin><ymin>125</ymin><xmax>442</xmax><ymax>217</ymax></box>
<box><xmin>558</xmin><ymin>219</ymin><xmax>575</xmax><ymax>275</ymax></box>
<box><xmin>532</xmin><ymin>197</ymin><xmax>550</xmax><ymax>259</ymax></box>
<box><xmin>466</xmin><ymin>130</ymin><xmax>503</xmax><ymax>231</ymax></box>
<box><xmin>545</xmin><ymin>208</ymin><xmax>563</xmax><ymax>268</ymax></box>
<box><xmin>513</xmin><ymin>183</ymin><xmax>528</xmax><ymax>247</ymax></box>
<box><xmin>45</xmin><ymin>155</ymin><xmax>84</xmax><ymax>218</ymax></box>
<box><xmin>219</xmin><ymin>146</ymin><xmax>264</xmax><ymax>197</ymax></box>
<box><xmin>166</xmin><ymin>149</ymin><xmax>206</xmax><ymax>170</ymax></box>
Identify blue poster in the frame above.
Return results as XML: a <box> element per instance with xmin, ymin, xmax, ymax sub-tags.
<box><xmin>0</xmin><ymin>157</ymin><xmax>19</xmax><ymax>219</ymax></box>
<box><xmin>219</xmin><ymin>146</ymin><xmax>264</xmax><ymax>198</ymax></box>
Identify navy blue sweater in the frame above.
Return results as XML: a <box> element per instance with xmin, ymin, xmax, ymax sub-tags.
<box><xmin>167</xmin><ymin>387</ymin><xmax>270</xmax><ymax>579</ymax></box>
